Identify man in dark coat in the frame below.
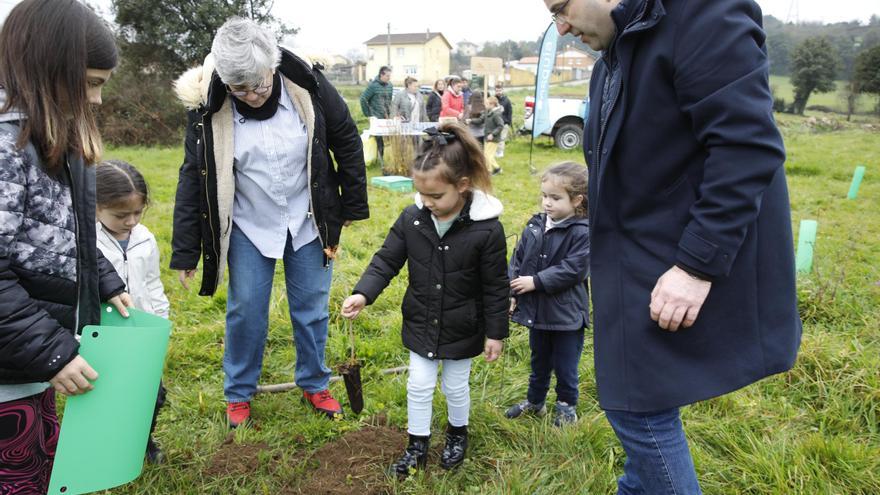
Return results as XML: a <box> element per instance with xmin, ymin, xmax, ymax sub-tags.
<box><xmin>543</xmin><ymin>0</ymin><xmax>802</xmax><ymax>492</ymax></box>
<box><xmin>359</xmin><ymin>66</ymin><xmax>393</xmax><ymax>165</ymax></box>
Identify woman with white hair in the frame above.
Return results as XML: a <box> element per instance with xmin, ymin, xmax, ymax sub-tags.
<box><xmin>171</xmin><ymin>17</ymin><xmax>369</xmax><ymax>427</ymax></box>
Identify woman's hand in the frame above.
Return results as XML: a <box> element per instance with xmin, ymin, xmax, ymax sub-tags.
<box><xmin>50</xmin><ymin>355</ymin><xmax>98</xmax><ymax>396</ymax></box>
<box><xmin>341</xmin><ymin>294</ymin><xmax>367</xmax><ymax>319</ymax></box>
<box><xmin>484</xmin><ymin>339</ymin><xmax>503</xmax><ymax>362</ymax></box>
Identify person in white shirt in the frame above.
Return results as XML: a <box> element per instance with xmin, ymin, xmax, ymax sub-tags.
<box><xmin>171</xmin><ymin>17</ymin><xmax>369</xmax><ymax>428</ymax></box>
<box><xmin>95</xmin><ymin>160</ymin><xmax>169</xmax><ymax>464</ymax></box>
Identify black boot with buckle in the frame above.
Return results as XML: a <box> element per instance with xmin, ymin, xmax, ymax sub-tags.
<box><xmin>439</xmin><ymin>423</ymin><xmax>468</xmax><ymax>470</ymax></box>
<box><xmin>391</xmin><ymin>434</ymin><xmax>430</xmax><ymax>478</ymax></box>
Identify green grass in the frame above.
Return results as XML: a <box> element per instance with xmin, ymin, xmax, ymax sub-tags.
<box><xmin>87</xmin><ymin>106</ymin><xmax>880</xmax><ymax>494</ymax></box>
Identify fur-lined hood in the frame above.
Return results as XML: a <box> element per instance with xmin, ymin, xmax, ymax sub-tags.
<box><xmin>415</xmin><ymin>189</ymin><xmax>503</xmax><ymax>221</ymax></box>
<box><xmin>173</xmin><ymin>48</ymin><xmax>315</xmax><ymax>111</ymax></box>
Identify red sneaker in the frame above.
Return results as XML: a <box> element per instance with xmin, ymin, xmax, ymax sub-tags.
<box><xmin>303</xmin><ymin>389</ymin><xmax>343</xmax><ymax>420</ymax></box>
<box><xmin>226</xmin><ymin>401</ymin><xmax>251</xmax><ymax>428</ymax></box>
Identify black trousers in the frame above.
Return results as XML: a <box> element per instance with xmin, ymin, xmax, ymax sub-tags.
<box><xmin>526</xmin><ymin>328</ymin><xmax>585</xmax><ymax>405</ymax></box>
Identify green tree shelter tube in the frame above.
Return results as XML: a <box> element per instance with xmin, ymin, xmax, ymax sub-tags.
<box><xmin>796</xmin><ymin>220</ymin><xmax>818</xmax><ymax>274</ymax></box>
<box><xmin>847</xmin><ymin>165</ymin><xmax>866</xmax><ymax>199</ymax></box>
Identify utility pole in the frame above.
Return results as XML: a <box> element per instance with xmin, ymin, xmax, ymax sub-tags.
<box><xmin>386</xmin><ymin>23</ymin><xmax>391</xmax><ymax>66</ymax></box>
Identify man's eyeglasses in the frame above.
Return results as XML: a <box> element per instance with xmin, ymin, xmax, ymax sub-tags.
<box><xmin>551</xmin><ymin>0</ymin><xmax>572</xmax><ymax>24</ymax></box>
<box><xmin>226</xmin><ymin>81</ymin><xmax>272</xmax><ymax>98</ymax></box>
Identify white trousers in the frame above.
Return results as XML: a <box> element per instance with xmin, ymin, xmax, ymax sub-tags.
<box><xmin>406</xmin><ymin>351</ymin><xmax>472</xmax><ymax>436</ymax></box>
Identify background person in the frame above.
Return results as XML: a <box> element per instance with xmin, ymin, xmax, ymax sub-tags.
<box><xmin>360</xmin><ymin>66</ymin><xmax>393</xmax><ymax>166</ymax></box>
<box><xmin>426</xmin><ymin>79</ymin><xmax>445</xmax><ymax>122</ymax></box>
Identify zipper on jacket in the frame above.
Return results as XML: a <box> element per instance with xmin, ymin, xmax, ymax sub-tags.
<box><xmin>120</xmin><ymin>241</ymin><xmax>129</xmax><ymax>289</ymax></box>
<box><xmin>199</xmin><ymin>118</ymin><xmax>221</xmax><ymax>275</ymax></box>
<box><xmin>64</xmin><ymin>159</ymin><xmax>81</xmax><ymax>334</ymax></box>
<box><xmin>302</xmin><ymin>93</ymin><xmax>326</xmax><ymax>266</ymax></box>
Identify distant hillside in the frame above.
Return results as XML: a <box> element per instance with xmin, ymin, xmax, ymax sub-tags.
<box><xmin>765</xmin><ymin>14</ymin><xmax>880</xmax><ymax>78</ymax></box>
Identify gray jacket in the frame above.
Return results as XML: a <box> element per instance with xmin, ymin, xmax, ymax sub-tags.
<box><xmin>391</xmin><ymin>90</ymin><xmax>428</xmax><ymax>122</ymax></box>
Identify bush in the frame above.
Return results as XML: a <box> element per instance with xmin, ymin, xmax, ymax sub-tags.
<box><xmin>97</xmin><ymin>61</ymin><xmax>186</xmax><ymax>147</ymax></box>
<box><xmin>773</xmin><ymin>96</ymin><xmax>788</xmax><ymax>113</ymax></box>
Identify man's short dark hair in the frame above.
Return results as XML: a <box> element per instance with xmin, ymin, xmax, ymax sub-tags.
<box><xmin>379</xmin><ymin>66</ymin><xmax>391</xmax><ymax>76</ymax></box>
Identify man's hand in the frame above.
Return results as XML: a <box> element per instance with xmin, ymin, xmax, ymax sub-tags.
<box><xmin>510</xmin><ymin>276</ymin><xmax>536</xmax><ymax>295</ymax></box>
<box><xmin>649</xmin><ymin>266</ymin><xmax>711</xmax><ymax>331</ymax></box>
<box><xmin>341</xmin><ymin>294</ymin><xmax>367</xmax><ymax>319</ymax></box>
<box><xmin>484</xmin><ymin>338</ymin><xmax>503</xmax><ymax>362</ymax></box>
<box><xmin>49</xmin><ymin>355</ymin><xmax>98</xmax><ymax>396</ymax></box>
<box><xmin>486</xmin><ymin>134</ymin><xmax>494</xmax><ymax>141</ymax></box>
<box><xmin>508</xmin><ymin>297</ymin><xmax>517</xmax><ymax>316</ymax></box>
<box><xmin>178</xmin><ymin>269</ymin><xmax>197</xmax><ymax>290</ymax></box>
<box><xmin>343</xmin><ymin>220</ymin><xmax>354</xmax><ymax>227</ymax></box>
<box><xmin>108</xmin><ymin>292</ymin><xmax>132</xmax><ymax>318</ymax></box>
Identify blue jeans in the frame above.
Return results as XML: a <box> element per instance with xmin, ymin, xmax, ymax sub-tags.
<box><xmin>604</xmin><ymin>408</ymin><xmax>702</xmax><ymax>495</ymax></box>
<box><xmin>224</xmin><ymin>225</ymin><xmax>332</xmax><ymax>402</ymax></box>
<box><xmin>527</xmin><ymin>328</ymin><xmax>584</xmax><ymax>405</ymax></box>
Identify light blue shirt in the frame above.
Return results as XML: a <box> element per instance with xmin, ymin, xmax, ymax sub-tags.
<box><xmin>0</xmin><ymin>382</ymin><xmax>49</xmax><ymax>403</ymax></box>
<box><xmin>231</xmin><ymin>82</ymin><xmax>318</xmax><ymax>259</ymax></box>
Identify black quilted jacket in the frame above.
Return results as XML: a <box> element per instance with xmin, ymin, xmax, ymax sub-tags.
<box><xmin>0</xmin><ymin>118</ymin><xmax>125</xmax><ymax>384</ymax></box>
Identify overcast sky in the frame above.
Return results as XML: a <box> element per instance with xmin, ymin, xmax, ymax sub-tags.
<box><xmin>277</xmin><ymin>0</ymin><xmax>879</xmax><ymax>54</ymax></box>
<box><xmin>68</xmin><ymin>0</ymin><xmax>879</xmax><ymax>55</ymax></box>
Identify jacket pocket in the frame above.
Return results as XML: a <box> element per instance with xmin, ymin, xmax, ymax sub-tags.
<box><xmin>440</xmin><ymin>300</ymin><xmax>477</xmax><ymax>344</ymax></box>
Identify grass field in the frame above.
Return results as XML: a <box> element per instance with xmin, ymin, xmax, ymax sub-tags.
<box><xmin>83</xmin><ymin>100</ymin><xmax>880</xmax><ymax>494</ymax></box>
<box><xmin>770</xmin><ymin>75</ymin><xmax>880</xmax><ymax>116</ymax></box>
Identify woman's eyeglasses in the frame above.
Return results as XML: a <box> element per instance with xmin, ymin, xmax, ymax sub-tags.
<box><xmin>226</xmin><ymin>81</ymin><xmax>272</xmax><ymax>98</ymax></box>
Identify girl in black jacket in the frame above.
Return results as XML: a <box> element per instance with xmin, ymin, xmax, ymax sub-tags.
<box><xmin>0</xmin><ymin>1</ymin><xmax>130</xmax><ymax>491</ymax></box>
<box><xmin>342</xmin><ymin>123</ymin><xmax>508</xmax><ymax>477</ymax></box>
<box><xmin>506</xmin><ymin>162</ymin><xmax>590</xmax><ymax>427</ymax></box>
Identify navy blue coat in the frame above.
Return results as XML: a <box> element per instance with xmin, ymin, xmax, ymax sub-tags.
<box><xmin>509</xmin><ymin>214</ymin><xmax>590</xmax><ymax>331</ymax></box>
<box><xmin>585</xmin><ymin>0</ymin><xmax>802</xmax><ymax>412</ymax></box>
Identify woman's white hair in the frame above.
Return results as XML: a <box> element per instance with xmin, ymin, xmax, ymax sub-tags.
<box><xmin>211</xmin><ymin>17</ymin><xmax>281</xmax><ymax>87</ymax></box>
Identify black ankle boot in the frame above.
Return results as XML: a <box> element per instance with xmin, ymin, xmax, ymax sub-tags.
<box><xmin>145</xmin><ymin>436</ymin><xmax>165</xmax><ymax>464</ymax></box>
<box><xmin>439</xmin><ymin>424</ymin><xmax>468</xmax><ymax>470</ymax></box>
<box><xmin>391</xmin><ymin>434</ymin><xmax>430</xmax><ymax>477</ymax></box>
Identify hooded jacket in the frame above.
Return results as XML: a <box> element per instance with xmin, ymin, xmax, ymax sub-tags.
<box><xmin>171</xmin><ymin>48</ymin><xmax>369</xmax><ymax>296</ymax></box>
<box><xmin>0</xmin><ymin>100</ymin><xmax>125</xmax><ymax>385</ymax></box>
<box><xmin>353</xmin><ymin>190</ymin><xmax>509</xmax><ymax>360</ymax></box>
<box><xmin>472</xmin><ymin>106</ymin><xmax>505</xmax><ymax>141</ymax></box>
<box><xmin>440</xmin><ymin>90</ymin><xmax>465</xmax><ymax>118</ymax></box>
<box><xmin>509</xmin><ymin>213</ymin><xmax>590</xmax><ymax>331</ymax></box>
<box><xmin>97</xmin><ymin>223</ymin><xmax>169</xmax><ymax>319</ymax></box>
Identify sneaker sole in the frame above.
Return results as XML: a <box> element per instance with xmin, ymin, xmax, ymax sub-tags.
<box><xmin>301</xmin><ymin>397</ymin><xmax>344</xmax><ymax>420</ymax></box>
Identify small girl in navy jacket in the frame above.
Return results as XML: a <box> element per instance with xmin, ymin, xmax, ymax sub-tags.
<box><xmin>507</xmin><ymin>161</ymin><xmax>590</xmax><ymax>426</ymax></box>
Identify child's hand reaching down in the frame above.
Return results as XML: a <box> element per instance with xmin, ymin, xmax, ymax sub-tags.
<box><xmin>510</xmin><ymin>276</ymin><xmax>536</xmax><ymax>295</ymax></box>
<box><xmin>341</xmin><ymin>294</ymin><xmax>367</xmax><ymax>319</ymax></box>
<box><xmin>484</xmin><ymin>338</ymin><xmax>503</xmax><ymax>362</ymax></box>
